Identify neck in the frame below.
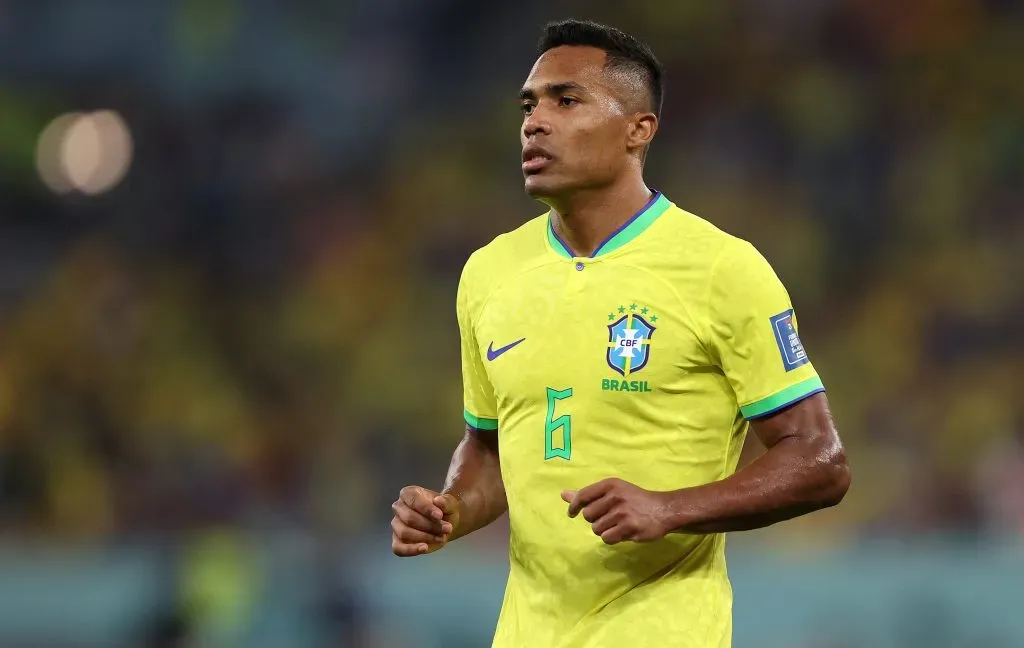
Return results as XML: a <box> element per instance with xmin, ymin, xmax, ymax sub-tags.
<box><xmin>546</xmin><ymin>176</ymin><xmax>654</xmax><ymax>258</ymax></box>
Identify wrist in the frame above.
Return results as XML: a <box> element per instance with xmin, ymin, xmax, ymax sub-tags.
<box><xmin>441</xmin><ymin>487</ymin><xmax>467</xmax><ymax>511</ymax></box>
<box><xmin>441</xmin><ymin>487</ymin><xmax>470</xmax><ymax>532</ymax></box>
<box><xmin>660</xmin><ymin>488</ymin><xmax>697</xmax><ymax>534</ymax></box>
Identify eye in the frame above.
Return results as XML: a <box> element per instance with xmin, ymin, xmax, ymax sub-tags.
<box><xmin>521</xmin><ymin>102</ymin><xmax>535</xmax><ymax>115</ymax></box>
<box><xmin>559</xmin><ymin>96</ymin><xmax>577</xmax><ymax>107</ymax></box>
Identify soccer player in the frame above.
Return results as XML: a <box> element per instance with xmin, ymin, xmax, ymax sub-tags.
<box><xmin>390</xmin><ymin>19</ymin><xmax>850</xmax><ymax>648</ymax></box>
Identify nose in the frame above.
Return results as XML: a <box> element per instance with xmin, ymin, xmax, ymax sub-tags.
<box><xmin>523</xmin><ymin>109</ymin><xmax>551</xmax><ymax>138</ymax></box>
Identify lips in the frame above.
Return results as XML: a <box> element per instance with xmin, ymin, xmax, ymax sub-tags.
<box><xmin>522</xmin><ymin>145</ymin><xmax>553</xmax><ymax>173</ymax></box>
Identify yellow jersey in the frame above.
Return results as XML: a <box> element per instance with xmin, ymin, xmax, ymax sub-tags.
<box><xmin>457</xmin><ymin>192</ymin><xmax>824</xmax><ymax>648</ymax></box>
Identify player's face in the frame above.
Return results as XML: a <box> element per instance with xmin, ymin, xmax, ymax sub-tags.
<box><xmin>519</xmin><ymin>46</ymin><xmax>636</xmax><ymax>198</ymax></box>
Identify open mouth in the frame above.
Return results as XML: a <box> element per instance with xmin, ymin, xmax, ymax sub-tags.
<box><xmin>522</xmin><ymin>149</ymin><xmax>553</xmax><ymax>174</ymax></box>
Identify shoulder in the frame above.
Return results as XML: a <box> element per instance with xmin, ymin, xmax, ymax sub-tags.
<box><xmin>644</xmin><ymin>201</ymin><xmax>773</xmax><ymax>285</ymax></box>
<box><xmin>657</xmin><ymin>203</ymin><xmax>756</xmax><ymax>263</ymax></box>
<box><xmin>463</xmin><ymin>212</ymin><xmax>547</xmax><ymax>273</ymax></box>
<box><xmin>458</xmin><ymin>212</ymin><xmax>550</xmax><ymax>307</ymax></box>
<box><xmin>647</xmin><ymin>201</ymin><xmax>786</xmax><ymax>321</ymax></box>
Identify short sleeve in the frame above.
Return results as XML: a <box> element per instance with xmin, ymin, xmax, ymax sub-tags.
<box><xmin>705</xmin><ymin>240</ymin><xmax>825</xmax><ymax>420</ymax></box>
<box><xmin>457</xmin><ymin>256</ymin><xmax>499</xmax><ymax>431</ymax></box>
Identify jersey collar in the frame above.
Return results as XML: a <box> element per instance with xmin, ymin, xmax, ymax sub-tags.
<box><xmin>547</xmin><ymin>191</ymin><xmax>671</xmax><ymax>259</ymax></box>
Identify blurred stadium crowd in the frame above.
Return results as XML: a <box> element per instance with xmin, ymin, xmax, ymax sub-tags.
<box><xmin>0</xmin><ymin>0</ymin><xmax>1022</xmax><ymax>645</ymax></box>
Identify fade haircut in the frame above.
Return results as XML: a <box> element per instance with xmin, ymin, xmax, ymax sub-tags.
<box><xmin>538</xmin><ymin>19</ymin><xmax>664</xmax><ymax>117</ymax></box>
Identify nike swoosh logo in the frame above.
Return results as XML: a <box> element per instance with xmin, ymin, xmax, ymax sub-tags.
<box><xmin>487</xmin><ymin>338</ymin><xmax>526</xmax><ymax>361</ymax></box>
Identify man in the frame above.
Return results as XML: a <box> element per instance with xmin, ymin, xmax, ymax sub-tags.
<box><xmin>390</xmin><ymin>19</ymin><xmax>850</xmax><ymax>648</ymax></box>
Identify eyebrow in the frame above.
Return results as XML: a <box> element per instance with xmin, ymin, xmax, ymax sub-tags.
<box><xmin>519</xmin><ymin>81</ymin><xmax>587</xmax><ymax>101</ymax></box>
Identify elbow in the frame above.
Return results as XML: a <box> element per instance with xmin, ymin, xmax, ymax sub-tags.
<box><xmin>815</xmin><ymin>448</ymin><xmax>851</xmax><ymax>509</ymax></box>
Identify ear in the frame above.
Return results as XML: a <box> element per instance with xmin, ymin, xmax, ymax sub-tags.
<box><xmin>627</xmin><ymin>113</ymin><xmax>658</xmax><ymax>153</ymax></box>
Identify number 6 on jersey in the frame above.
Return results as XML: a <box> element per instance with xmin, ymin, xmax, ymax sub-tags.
<box><xmin>544</xmin><ymin>387</ymin><xmax>573</xmax><ymax>460</ymax></box>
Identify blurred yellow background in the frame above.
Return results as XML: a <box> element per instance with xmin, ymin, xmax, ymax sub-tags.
<box><xmin>0</xmin><ymin>1</ymin><xmax>1021</xmax><ymax>646</ymax></box>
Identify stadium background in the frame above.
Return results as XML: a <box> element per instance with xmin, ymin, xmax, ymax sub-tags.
<box><xmin>0</xmin><ymin>1</ymin><xmax>1022</xmax><ymax>646</ymax></box>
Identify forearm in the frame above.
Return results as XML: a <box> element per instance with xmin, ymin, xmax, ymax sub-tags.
<box><xmin>442</xmin><ymin>429</ymin><xmax>507</xmax><ymax>540</ymax></box>
<box><xmin>664</xmin><ymin>435</ymin><xmax>849</xmax><ymax>534</ymax></box>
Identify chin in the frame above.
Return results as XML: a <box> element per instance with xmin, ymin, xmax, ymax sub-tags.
<box><xmin>523</xmin><ymin>174</ymin><xmax>565</xmax><ymax>199</ymax></box>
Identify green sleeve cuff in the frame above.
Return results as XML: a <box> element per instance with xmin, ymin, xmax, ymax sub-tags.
<box><xmin>464</xmin><ymin>409</ymin><xmax>498</xmax><ymax>431</ymax></box>
<box><xmin>740</xmin><ymin>376</ymin><xmax>825</xmax><ymax>420</ymax></box>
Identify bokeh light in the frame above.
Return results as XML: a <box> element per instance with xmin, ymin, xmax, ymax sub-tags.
<box><xmin>36</xmin><ymin>110</ymin><xmax>133</xmax><ymax>196</ymax></box>
<box><xmin>35</xmin><ymin>112</ymin><xmax>81</xmax><ymax>195</ymax></box>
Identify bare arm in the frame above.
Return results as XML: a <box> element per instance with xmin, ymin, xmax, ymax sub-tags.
<box><xmin>563</xmin><ymin>393</ymin><xmax>850</xmax><ymax>543</ymax></box>
<box><xmin>391</xmin><ymin>425</ymin><xmax>506</xmax><ymax>556</ymax></box>
<box><xmin>664</xmin><ymin>392</ymin><xmax>850</xmax><ymax>534</ymax></box>
<box><xmin>442</xmin><ymin>425</ymin><xmax>507</xmax><ymax>541</ymax></box>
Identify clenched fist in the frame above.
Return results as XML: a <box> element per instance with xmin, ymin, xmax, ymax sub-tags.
<box><xmin>391</xmin><ymin>485</ymin><xmax>461</xmax><ymax>557</ymax></box>
<box><xmin>562</xmin><ymin>478</ymin><xmax>673</xmax><ymax>545</ymax></box>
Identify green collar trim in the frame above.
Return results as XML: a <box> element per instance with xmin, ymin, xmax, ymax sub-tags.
<box><xmin>547</xmin><ymin>191</ymin><xmax>670</xmax><ymax>259</ymax></box>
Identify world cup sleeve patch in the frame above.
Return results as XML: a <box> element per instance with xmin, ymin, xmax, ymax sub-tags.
<box><xmin>770</xmin><ymin>309</ymin><xmax>809</xmax><ymax>371</ymax></box>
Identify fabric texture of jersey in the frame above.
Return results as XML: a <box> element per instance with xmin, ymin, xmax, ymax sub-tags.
<box><xmin>457</xmin><ymin>192</ymin><xmax>824</xmax><ymax>648</ymax></box>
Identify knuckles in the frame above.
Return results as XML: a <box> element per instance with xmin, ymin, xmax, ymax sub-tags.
<box><xmin>398</xmin><ymin>485</ymin><xmax>431</xmax><ymax>507</ymax></box>
<box><xmin>390</xmin><ymin>518</ymin><xmax>415</xmax><ymax>541</ymax></box>
<box><xmin>577</xmin><ymin>480</ymin><xmax>666</xmax><ymax>546</ymax></box>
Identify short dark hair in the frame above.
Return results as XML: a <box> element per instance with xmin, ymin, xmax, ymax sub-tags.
<box><xmin>538</xmin><ymin>19</ymin><xmax>664</xmax><ymax>117</ymax></box>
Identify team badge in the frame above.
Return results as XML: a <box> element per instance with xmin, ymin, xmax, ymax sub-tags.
<box><xmin>606</xmin><ymin>304</ymin><xmax>657</xmax><ymax>377</ymax></box>
<box><xmin>770</xmin><ymin>309</ymin><xmax>809</xmax><ymax>371</ymax></box>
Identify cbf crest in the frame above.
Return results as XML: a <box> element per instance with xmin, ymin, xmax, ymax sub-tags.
<box><xmin>606</xmin><ymin>303</ymin><xmax>658</xmax><ymax>377</ymax></box>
